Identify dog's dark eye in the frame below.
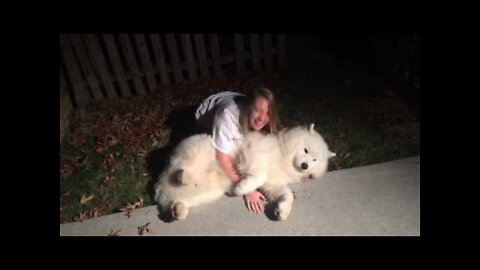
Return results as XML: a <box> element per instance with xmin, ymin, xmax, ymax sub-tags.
<box><xmin>304</xmin><ymin>148</ymin><xmax>308</xmax><ymax>154</ymax></box>
<box><xmin>313</xmin><ymin>159</ymin><xmax>316</xmax><ymax>161</ymax></box>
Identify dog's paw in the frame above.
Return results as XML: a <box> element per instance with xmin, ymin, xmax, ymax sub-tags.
<box><xmin>274</xmin><ymin>204</ymin><xmax>291</xmax><ymax>221</ymax></box>
<box><xmin>171</xmin><ymin>202</ymin><xmax>188</xmax><ymax>220</ymax></box>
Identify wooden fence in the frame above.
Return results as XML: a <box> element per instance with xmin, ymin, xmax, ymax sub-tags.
<box><xmin>60</xmin><ymin>68</ymin><xmax>73</xmax><ymax>142</ymax></box>
<box><xmin>60</xmin><ymin>33</ymin><xmax>287</xmax><ymax>109</ymax></box>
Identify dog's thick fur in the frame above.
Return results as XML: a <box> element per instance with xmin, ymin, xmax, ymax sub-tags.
<box><xmin>154</xmin><ymin>124</ymin><xmax>335</xmax><ymax>221</ymax></box>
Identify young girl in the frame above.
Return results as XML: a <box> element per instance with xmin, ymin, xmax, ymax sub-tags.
<box><xmin>195</xmin><ymin>87</ymin><xmax>282</xmax><ymax>214</ymax></box>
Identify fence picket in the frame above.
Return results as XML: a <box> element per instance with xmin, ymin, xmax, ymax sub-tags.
<box><xmin>134</xmin><ymin>34</ymin><xmax>158</xmax><ymax>92</ymax></box>
<box><xmin>83</xmin><ymin>34</ymin><xmax>117</xmax><ymax>98</ymax></box>
<box><xmin>234</xmin><ymin>34</ymin><xmax>245</xmax><ymax>74</ymax></box>
<box><xmin>60</xmin><ymin>34</ymin><xmax>89</xmax><ymax>107</ymax></box>
<box><xmin>119</xmin><ymin>34</ymin><xmax>146</xmax><ymax>95</ymax></box>
<box><xmin>180</xmin><ymin>34</ymin><xmax>198</xmax><ymax>81</ymax></box>
<box><xmin>150</xmin><ymin>34</ymin><xmax>170</xmax><ymax>85</ymax></box>
<box><xmin>208</xmin><ymin>34</ymin><xmax>223</xmax><ymax>78</ymax></box>
<box><xmin>102</xmin><ymin>34</ymin><xmax>131</xmax><ymax>97</ymax></box>
<box><xmin>165</xmin><ymin>34</ymin><xmax>183</xmax><ymax>82</ymax></box>
<box><xmin>194</xmin><ymin>34</ymin><xmax>210</xmax><ymax>78</ymax></box>
<box><xmin>68</xmin><ymin>34</ymin><xmax>103</xmax><ymax>100</ymax></box>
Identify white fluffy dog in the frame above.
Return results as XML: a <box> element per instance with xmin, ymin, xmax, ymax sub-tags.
<box><xmin>154</xmin><ymin>124</ymin><xmax>336</xmax><ymax>221</ymax></box>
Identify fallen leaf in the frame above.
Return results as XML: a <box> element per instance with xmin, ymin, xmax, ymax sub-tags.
<box><xmin>80</xmin><ymin>194</ymin><xmax>95</xmax><ymax>205</ymax></box>
<box><xmin>108</xmin><ymin>228</ymin><xmax>121</xmax><ymax>236</ymax></box>
<box><xmin>138</xmin><ymin>222</ymin><xmax>151</xmax><ymax>236</ymax></box>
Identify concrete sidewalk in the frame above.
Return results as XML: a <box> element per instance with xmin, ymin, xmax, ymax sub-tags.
<box><xmin>60</xmin><ymin>156</ymin><xmax>420</xmax><ymax>236</ymax></box>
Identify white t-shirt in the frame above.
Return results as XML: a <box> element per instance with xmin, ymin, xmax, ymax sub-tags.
<box><xmin>195</xmin><ymin>91</ymin><xmax>245</xmax><ymax>154</ymax></box>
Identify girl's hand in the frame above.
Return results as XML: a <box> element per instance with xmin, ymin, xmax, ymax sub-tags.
<box><xmin>244</xmin><ymin>191</ymin><xmax>267</xmax><ymax>213</ymax></box>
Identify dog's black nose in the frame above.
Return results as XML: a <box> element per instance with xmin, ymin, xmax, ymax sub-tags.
<box><xmin>301</xmin><ymin>163</ymin><xmax>308</xmax><ymax>170</ymax></box>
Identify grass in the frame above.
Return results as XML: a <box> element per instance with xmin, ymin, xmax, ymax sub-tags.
<box><xmin>60</xmin><ymin>140</ymin><xmax>154</xmax><ymax>222</ymax></box>
<box><xmin>60</xmin><ymin>71</ymin><xmax>420</xmax><ymax>223</ymax></box>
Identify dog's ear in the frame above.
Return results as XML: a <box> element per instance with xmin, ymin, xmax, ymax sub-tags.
<box><xmin>328</xmin><ymin>151</ymin><xmax>336</xmax><ymax>158</ymax></box>
<box><xmin>309</xmin><ymin>123</ymin><xmax>315</xmax><ymax>134</ymax></box>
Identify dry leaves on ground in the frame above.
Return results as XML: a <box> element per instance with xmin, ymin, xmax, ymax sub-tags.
<box><xmin>119</xmin><ymin>198</ymin><xmax>144</xmax><ymax>218</ymax></box>
<box><xmin>73</xmin><ymin>210</ymin><xmax>99</xmax><ymax>222</ymax></box>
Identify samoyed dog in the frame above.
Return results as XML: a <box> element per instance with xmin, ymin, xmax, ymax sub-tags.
<box><xmin>154</xmin><ymin>124</ymin><xmax>335</xmax><ymax>221</ymax></box>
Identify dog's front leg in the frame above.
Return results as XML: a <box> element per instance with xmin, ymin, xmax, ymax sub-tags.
<box><xmin>232</xmin><ymin>158</ymin><xmax>268</xmax><ymax>195</ymax></box>
<box><xmin>233</xmin><ymin>171</ymin><xmax>267</xmax><ymax>195</ymax></box>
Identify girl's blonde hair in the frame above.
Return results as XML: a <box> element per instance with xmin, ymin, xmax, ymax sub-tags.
<box><xmin>238</xmin><ymin>87</ymin><xmax>282</xmax><ymax>135</ymax></box>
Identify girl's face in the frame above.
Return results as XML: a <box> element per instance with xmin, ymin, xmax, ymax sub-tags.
<box><xmin>249</xmin><ymin>97</ymin><xmax>270</xmax><ymax>131</ymax></box>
